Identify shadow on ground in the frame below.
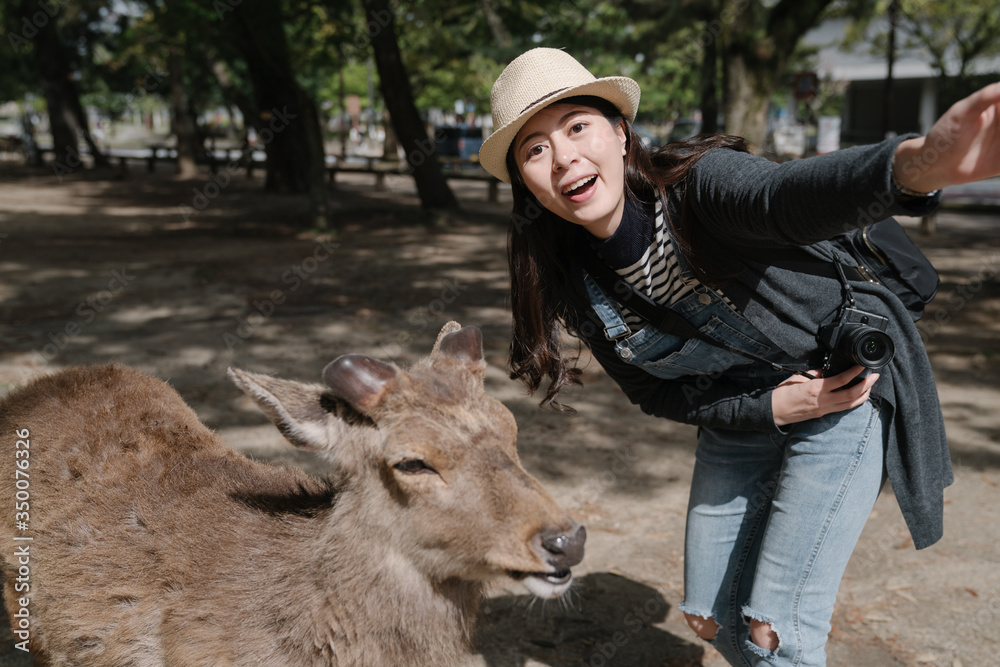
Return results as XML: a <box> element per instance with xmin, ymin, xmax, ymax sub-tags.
<box><xmin>475</xmin><ymin>572</ymin><xmax>703</xmax><ymax>667</ymax></box>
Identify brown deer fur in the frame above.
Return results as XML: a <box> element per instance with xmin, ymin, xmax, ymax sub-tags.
<box><xmin>0</xmin><ymin>323</ymin><xmax>585</xmax><ymax>666</ymax></box>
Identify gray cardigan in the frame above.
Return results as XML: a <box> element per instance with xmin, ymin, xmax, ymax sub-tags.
<box><xmin>571</xmin><ymin>136</ymin><xmax>952</xmax><ymax>549</ymax></box>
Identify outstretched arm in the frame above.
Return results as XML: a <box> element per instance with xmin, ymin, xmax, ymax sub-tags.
<box><xmin>893</xmin><ymin>81</ymin><xmax>1000</xmax><ymax>195</ymax></box>
<box><xmin>685</xmin><ymin>134</ymin><xmax>940</xmax><ymax>249</ymax></box>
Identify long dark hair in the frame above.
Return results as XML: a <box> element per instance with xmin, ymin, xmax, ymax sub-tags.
<box><xmin>506</xmin><ymin>96</ymin><xmax>750</xmax><ymax>408</ymax></box>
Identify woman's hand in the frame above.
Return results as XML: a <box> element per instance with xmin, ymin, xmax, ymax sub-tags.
<box><xmin>771</xmin><ymin>365</ymin><xmax>879</xmax><ymax>427</ymax></box>
<box><xmin>893</xmin><ymin>81</ymin><xmax>1000</xmax><ymax>194</ymax></box>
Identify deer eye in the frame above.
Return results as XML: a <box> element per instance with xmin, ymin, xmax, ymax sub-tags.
<box><xmin>393</xmin><ymin>459</ymin><xmax>438</xmax><ymax>475</ymax></box>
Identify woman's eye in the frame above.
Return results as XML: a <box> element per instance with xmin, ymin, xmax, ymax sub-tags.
<box><xmin>571</xmin><ymin>122</ymin><xmax>587</xmax><ymax>133</ymax></box>
<box><xmin>527</xmin><ymin>145</ymin><xmax>544</xmax><ymax>158</ymax></box>
<box><xmin>393</xmin><ymin>459</ymin><xmax>438</xmax><ymax>475</ymax></box>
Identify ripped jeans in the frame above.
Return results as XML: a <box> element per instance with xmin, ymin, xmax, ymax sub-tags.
<box><xmin>582</xmin><ymin>274</ymin><xmax>889</xmax><ymax>665</ymax></box>
<box><xmin>680</xmin><ymin>398</ymin><xmax>888</xmax><ymax>666</ymax></box>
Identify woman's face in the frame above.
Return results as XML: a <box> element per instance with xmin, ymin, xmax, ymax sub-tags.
<box><xmin>513</xmin><ymin>104</ymin><xmax>628</xmax><ymax>239</ymax></box>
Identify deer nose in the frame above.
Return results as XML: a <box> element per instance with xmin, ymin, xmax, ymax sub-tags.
<box><xmin>537</xmin><ymin>525</ymin><xmax>586</xmax><ymax>570</ymax></box>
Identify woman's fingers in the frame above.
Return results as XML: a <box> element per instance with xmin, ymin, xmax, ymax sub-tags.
<box><xmin>949</xmin><ymin>80</ymin><xmax>1000</xmax><ymax>122</ymax></box>
<box><xmin>825</xmin><ymin>371</ymin><xmax>879</xmax><ymax>410</ymax></box>
<box><xmin>772</xmin><ymin>366</ymin><xmax>880</xmax><ymax>427</ymax></box>
<box><xmin>894</xmin><ymin>80</ymin><xmax>1000</xmax><ymax>192</ymax></box>
<box><xmin>822</xmin><ymin>365</ymin><xmax>867</xmax><ymax>391</ymax></box>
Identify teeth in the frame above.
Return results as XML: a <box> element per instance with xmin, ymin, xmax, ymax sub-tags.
<box><xmin>543</xmin><ymin>570</ymin><xmax>572</xmax><ymax>584</ymax></box>
<box><xmin>562</xmin><ymin>176</ymin><xmax>595</xmax><ymax>195</ymax></box>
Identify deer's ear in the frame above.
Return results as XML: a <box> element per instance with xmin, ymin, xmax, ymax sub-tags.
<box><xmin>322</xmin><ymin>355</ymin><xmax>399</xmax><ymax>415</ymax></box>
<box><xmin>228</xmin><ymin>368</ymin><xmax>336</xmax><ymax>451</ymax></box>
<box><xmin>433</xmin><ymin>323</ymin><xmax>483</xmax><ymax>363</ymax></box>
<box><xmin>228</xmin><ymin>367</ymin><xmax>374</xmax><ymax>474</ymax></box>
<box><xmin>431</xmin><ymin>323</ymin><xmax>486</xmax><ymax>386</ymax></box>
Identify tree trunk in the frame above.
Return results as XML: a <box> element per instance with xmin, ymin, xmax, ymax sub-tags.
<box><xmin>720</xmin><ymin>0</ymin><xmax>835</xmax><ymax>147</ymax></box>
<box><xmin>23</xmin><ymin>0</ymin><xmax>108</xmax><ymax>169</ymax></box>
<box><xmin>225</xmin><ymin>0</ymin><xmax>330</xmax><ymax>228</ymax></box>
<box><xmin>211</xmin><ymin>60</ymin><xmax>258</xmax><ymax>140</ymax></box>
<box><xmin>723</xmin><ymin>54</ymin><xmax>773</xmax><ymax>146</ymax></box>
<box><xmin>881</xmin><ymin>0</ymin><xmax>899</xmax><ymax>139</ymax></box>
<box><xmin>480</xmin><ymin>0</ymin><xmax>511</xmax><ymax>47</ymax></box>
<box><xmin>382</xmin><ymin>108</ymin><xmax>399</xmax><ymax>159</ymax></box>
<box><xmin>169</xmin><ymin>51</ymin><xmax>200</xmax><ymax>179</ymax></box>
<box><xmin>699</xmin><ymin>22</ymin><xmax>720</xmax><ymax>135</ymax></box>
<box><xmin>41</xmin><ymin>79</ymin><xmax>79</xmax><ymax>165</ymax></box>
<box><xmin>360</xmin><ymin>0</ymin><xmax>458</xmax><ymax>209</ymax></box>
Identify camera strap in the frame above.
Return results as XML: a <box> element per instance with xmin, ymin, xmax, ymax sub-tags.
<box><xmin>750</xmin><ymin>246</ymin><xmax>869</xmax><ymax>283</ymax></box>
<box><xmin>820</xmin><ymin>261</ymin><xmax>858</xmax><ymax>372</ymax></box>
<box><xmin>582</xmin><ymin>245</ymin><xmax>817</xmax><ymax>379</ymax></box>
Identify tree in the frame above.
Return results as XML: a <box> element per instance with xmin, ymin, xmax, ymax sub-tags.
<box><xmin>7</xmin><ymin>0</ymin><xmax>109</xmax><ymax>169</ymax></box>
<box><xmin>597</xmin><ymin>0</ymin><xmax>840</xmax><ymax>142</ymax></box>
<box><xmin>444</xmin><ymin>0</ymin><xmax>825</xmax><ymax>142</ymax></box>
<box><xmin>221</xmin><ymin>0</ymin><xmax>332</xmax><ymax>227</ymax></box>
<box><xmin>403</xmin><ymin>0</ymin><xmax>706</xmax><ymax>132</ymax></box>
<box><xmin>719</xmin><ymin>0</ymin><xmax>836</xmax><ymax>145</ymax></box>
<box><xmin>142</xmin><ymin>0</ymin><xmax>215</xmax><ymax>178</ymax></box>
<box><xmin>358</xmin><ymin>0</ymin><xmax>458</xmax><ymax>209</ymax></box>
<box><xmin>167</xmin><ymin>48</ymin><xmax>200</xmax><ymax>178</ymax></box>
<box><xmin>847</xmin><ymin>0</ymin><xmax>1000</xmax><ymax>100</ymax></box>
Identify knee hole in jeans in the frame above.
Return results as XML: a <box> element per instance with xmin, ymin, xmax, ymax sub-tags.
<box><xmin>749</xmin><ymin>618</ymin><xmax>779</xmax><ymax>651</ymax></box>
<box><xmin>684</xmin><ymin>612</ymin><xmax>719</xmax><ymax>641</ymax></box>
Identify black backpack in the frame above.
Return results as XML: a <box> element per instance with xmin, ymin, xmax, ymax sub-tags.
<box><xmin>770</xmin><ymin>218</ymin><xmax>940</xmax><ymax>322</ymax></box>
<box><xmin>836</xmin><ymin>218</ymin><xmax>940</xmax><ymax>321</ymax></box>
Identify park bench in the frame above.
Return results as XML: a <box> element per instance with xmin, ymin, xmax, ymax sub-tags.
<box><xmin>36</xmin><ymin>144</ymin><xmax>503</xmax><ymax>202</ymax></box>
<box><xmin>325</xmin><ymin>154</ymin><xmax>501</xmax><ymax>202</ymax></box>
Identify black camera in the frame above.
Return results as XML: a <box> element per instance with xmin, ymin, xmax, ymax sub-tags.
<box><xmin>818</xmin><ymin>307</ymin><xmax>895</xmax><ymax>370</ymax></box>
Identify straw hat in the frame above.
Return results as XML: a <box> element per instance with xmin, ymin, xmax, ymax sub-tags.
<box><xmin>479</xmin><ymin>48</ymin><xmax>641</xmax><ymax>184</ymax></box>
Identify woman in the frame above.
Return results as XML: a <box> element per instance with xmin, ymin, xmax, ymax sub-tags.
<box><xmin>478</xmin><ymin>47</ymin><xmax>1000</xmax><ymax>666</ymax></box>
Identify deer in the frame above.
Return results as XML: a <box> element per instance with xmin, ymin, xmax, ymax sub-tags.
<box><xmin>0</xmin><ymin>322</ymin><xmax>585</xmax><ymax>666</ymax></box>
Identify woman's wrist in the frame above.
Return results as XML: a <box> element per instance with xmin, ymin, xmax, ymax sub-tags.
<box><xmin>891</xmin><ymin>137</ymin><xmax>942</xmax><ymax>197</ymax></box>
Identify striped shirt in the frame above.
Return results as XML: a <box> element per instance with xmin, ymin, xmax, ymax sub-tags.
<box><xmin>592</xmin><ymin>198</ymin><xmax>726</xmax><ymax>328</ymax></box>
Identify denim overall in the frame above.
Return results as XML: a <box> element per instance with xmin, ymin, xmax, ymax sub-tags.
<box><xmin>583</xmin><ymin>250</ymin><xmax>888</xmax><ymax>666</ymax></box>
<box><xmin>583</xmin><ymin>240</ymin><xmax>805</xmax><ymax>384</ymax></box>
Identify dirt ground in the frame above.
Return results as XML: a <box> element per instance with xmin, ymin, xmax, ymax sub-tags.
<box><xmin>0</xmin><ymin>161</ymin><xmax>998</xmax><ymax>666</ymax></box>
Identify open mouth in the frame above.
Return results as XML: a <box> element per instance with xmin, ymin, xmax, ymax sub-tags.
<box><xmin>561</xmin><ymin>175</ymin><xmax>597</xmax><ymax>199</ymax></box>
<box><xmin>508</xmin><ymin>569</ymin><xmax>574</xmax><ymax>598</ymax></box>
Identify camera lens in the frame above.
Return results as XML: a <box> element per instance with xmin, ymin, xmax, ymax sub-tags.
<box><xmin>842</xmin><ymin>328</ymin><xmax>894</xmax><ymax>368</ymax></box>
